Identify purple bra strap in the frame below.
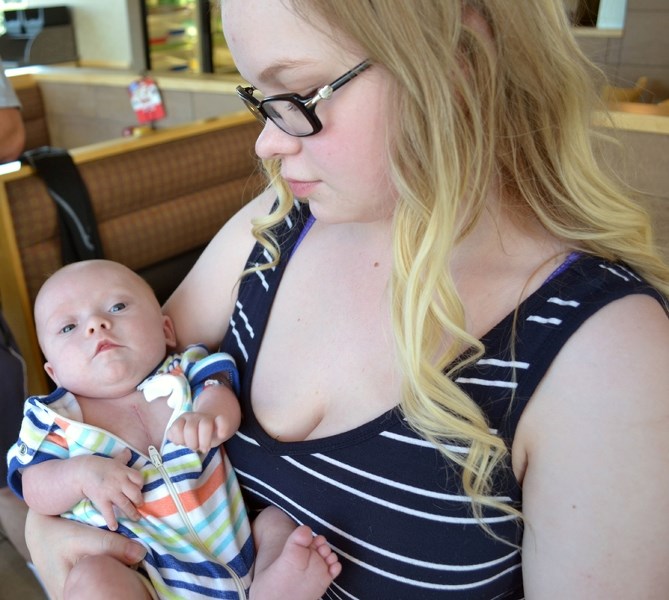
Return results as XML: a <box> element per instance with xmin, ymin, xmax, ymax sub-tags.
<box><xmin>544</xmin><ymin>251</ymin><xmax>582</xmax><ymax>283</ymax></box>
<box><xmin>290</xmin><ymin>213</ymin><xmax>316</xmax><ymax>257</ymax></box>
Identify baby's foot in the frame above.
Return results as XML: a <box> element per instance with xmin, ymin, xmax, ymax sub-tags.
<box><xmin>250</xmin><ymin>525</ymin><xmax>341</xmax><ymax>600</ymax></box>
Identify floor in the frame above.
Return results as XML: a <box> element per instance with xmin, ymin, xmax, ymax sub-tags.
<box><xmin>0</xmin><ymin>529</ymin><xmax>48</xmax><ymax>599</ymax></box>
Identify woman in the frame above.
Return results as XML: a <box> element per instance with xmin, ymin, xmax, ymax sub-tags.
<box><xmin>26</xmin><ymin>1</ymin><xmax>669</xmax><ymax>598</ymax></box>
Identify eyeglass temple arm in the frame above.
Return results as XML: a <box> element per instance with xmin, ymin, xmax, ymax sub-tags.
<box><xmin>305</xmin><ymin>60</ymin><xmax>372</xmax><ymax>108</ymax></box>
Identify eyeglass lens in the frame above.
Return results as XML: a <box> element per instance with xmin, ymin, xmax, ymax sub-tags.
<box><xmin>262</xmin><ymin>100</ymin><xmax>314</xmax><ymax>136</ymax></box>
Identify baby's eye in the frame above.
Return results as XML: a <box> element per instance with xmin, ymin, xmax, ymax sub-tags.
<box><xmin>60</xmin><ymin>323</ymin><xmax>76</xmax><ymax>334</ymax></box>
<box><xmin>110</xmin><ymin>302</ymin><xmax>127</xmax><ymax>313</ymax></box>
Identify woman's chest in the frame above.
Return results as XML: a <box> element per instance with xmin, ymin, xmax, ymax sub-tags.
<box><xmin>250</xmin><ymin>255</ymin><xmax>400</xmax><ymax>441</ymax></box>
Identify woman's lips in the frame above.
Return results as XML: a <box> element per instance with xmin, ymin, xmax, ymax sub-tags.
<box><xmin>284</xmin><ymin>178</ymin><xmax>318</xmax><ymax>199</ymax></box>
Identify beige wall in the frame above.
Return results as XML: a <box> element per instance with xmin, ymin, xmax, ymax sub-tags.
<box><xmin>598</xmin><ymin>125</ymin><xmax>669</xmax><ymax>260</ymax></box>
<box><xmin>41</xmin><ymin>82</ymin><xmax>243</xmax><ymax>148</ymax></box>
<box><xmin>12</xmin><ymin>68</ymin><xmax>245</xmax><ymax>148</ymax></box>
<box><xmin>577</xmin><ymin>0</ymin><xmax>669</xmax><ymax>101</ymax></box>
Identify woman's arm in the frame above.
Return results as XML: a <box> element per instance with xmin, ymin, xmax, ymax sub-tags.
<box><xmin>516</xmin><ymin>294</ymin><xmax>669</xmax><ymax>599</ymax></box>
<box><xmin>26</xmin><ymin>511</ymin><xmax>147</xmax><ymax>600</ymax></box>
<box><xmin>163</xmin><ymin>188</ymin><xmax>276</xmax><ymax>350</ymax></box>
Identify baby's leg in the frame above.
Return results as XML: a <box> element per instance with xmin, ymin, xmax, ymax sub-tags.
<box><xmin>249</xmin><ymin>505</ymin><xmax>341</xmax><ymax>600</ymax></box>
<box><xmin>64</xmin><ymin>555</ymin><xmax>153</xmax><ymax>600</ymax></box>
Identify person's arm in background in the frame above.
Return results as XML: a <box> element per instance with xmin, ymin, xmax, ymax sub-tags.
<box><xmin>0</xmin><ymin>60</ymin><xmax>25</xmax><ymax>162</ymax></box>
<box><xmin>0</xmin><ymin>105</ymin><xmax>24</xmax><ymax>162</ymax></box>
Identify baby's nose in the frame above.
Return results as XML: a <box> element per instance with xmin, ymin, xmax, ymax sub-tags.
<box><xmin>87</xmin><ymin>315</ymin><xmax>110</xmax><ymax>334</ymax></box>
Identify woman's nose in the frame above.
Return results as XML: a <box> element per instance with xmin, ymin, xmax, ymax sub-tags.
<box><xmin>254</xmin><ymin>119</ymin><xmax>302</xmax><ymax>160</ymax></box>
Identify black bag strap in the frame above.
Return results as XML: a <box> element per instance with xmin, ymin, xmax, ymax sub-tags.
<box><xmin>0</xmin><ymin>309</ymin><xmax>18</xmax><ymax>352</ymax></box>
<box><xmin>22</xmin><ymin>146</ymin><xmax>104</xmax><ymax>263</ymax></box>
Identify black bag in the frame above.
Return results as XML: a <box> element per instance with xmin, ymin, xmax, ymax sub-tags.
<box><xmin>0</xmin><ymin>311</ymin><xmax>26</xmax><ymax>487</ymax></box>
<box><xmin>22</xmin><ymin>146</ymin><xmax>104</xmax><ymax>263</ymax></box>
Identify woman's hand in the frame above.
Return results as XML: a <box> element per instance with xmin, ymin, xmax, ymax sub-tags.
<box><xmin>25</xmin><ymin>510</ymin><xmax>147</xmax><ymax>600</ymax></box>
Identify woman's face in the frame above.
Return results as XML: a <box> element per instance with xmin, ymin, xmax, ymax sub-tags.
<box><xmin>222</xmin><ymin>0</ymin><xmax>397</xmax><ymax>224</ymax></box>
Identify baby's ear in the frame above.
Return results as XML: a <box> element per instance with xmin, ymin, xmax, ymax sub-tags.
<box><xmin>162</xmin><ymin>314</ymin><xmax>177</xmax><ymax>348</ymax></box>
<box><xmin>43</xmin><ymin>362</ymin><xmax>60</xmax><ymax>386</ymax></box>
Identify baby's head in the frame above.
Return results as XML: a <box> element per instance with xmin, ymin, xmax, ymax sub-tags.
<box><xmin>34</xmin><ymin>259</ymin><xmax>176</xmax><ymax>399</ymax></box>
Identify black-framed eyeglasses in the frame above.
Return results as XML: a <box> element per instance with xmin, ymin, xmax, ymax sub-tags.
<box><xmin>236</xmin><ymin>60</ymin><xmax>371</xmax><ymax>137</ymax></box>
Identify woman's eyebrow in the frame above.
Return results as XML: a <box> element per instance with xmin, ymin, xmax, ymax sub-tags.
<box><xmin>256</xmin><ymin>58</ymin><xmax>317</xmax><ymax>86</ymax></box>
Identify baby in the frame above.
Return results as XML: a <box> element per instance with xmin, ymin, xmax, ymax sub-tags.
<box><xmin>7</xmin><ymin>259</ymin><xmax>340</xmax><ymax>600</ymax></box>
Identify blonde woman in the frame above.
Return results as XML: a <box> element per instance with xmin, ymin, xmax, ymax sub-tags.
<box><xmin>26</xmin><ymin>1</ymin><xmax>669</xmax><ymax>598</ymax></box>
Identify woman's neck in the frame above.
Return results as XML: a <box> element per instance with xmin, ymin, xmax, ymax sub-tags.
<box><xmin>451</xmin><ymin>193</ymin><xmax>570</xmax><ymax>337</ymax></box>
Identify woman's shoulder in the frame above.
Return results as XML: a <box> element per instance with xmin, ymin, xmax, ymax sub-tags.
<box><xmin>551</xmin><ymin>288</ymin><xmax>669</xmax><ymax>369</ymax></box>
<box><xmin>546</xmin><ymin>254</ymin><xmax>665</xmax><ymax>305</ymax></box>
<box><xmin>510</xmin><ymin>253</ymin><xmax>668</xmax><ymax>467</ymax></box>
<box><xmin>520</xmin><ymin>254</ymin><xmax>668</xmax><ymax>414</ymax></box>
<box><xmin>218</xmin><ymin>187</ymin><xmax>278</xmax><ymax>237</ymax></box>
<box><xmin>163</xmin><ymin>189</ymin><xmax>277</xmax><ymax>350</ymax></box>
<box><xmin>513</xmin><ymin>255</ymin><xmax>666</xmax><ymax>356</ymax></box>
<box><xmin>514</xmin><ymin>285</ymin><xmax>669</xmax><ymax>597</ymax></box>
<box><xmin>514</xmin><ymin>259</ymin><xmax>669</xmax><ymax>476</ymax></box>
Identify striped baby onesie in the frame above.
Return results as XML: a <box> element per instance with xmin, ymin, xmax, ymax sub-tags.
<box><xmin>222</xmin><ymin>199</ymin><xmax>667</xmax><ymax>599</ymax></box>
<box><xmin>7</xmin><ymin>345</ymin><xmax>253</xmax><ymax>599</ymax></box>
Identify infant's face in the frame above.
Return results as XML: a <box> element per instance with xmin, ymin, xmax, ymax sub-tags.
<box><xmin>35</xmin><ymin>261</ymin><xmax>175</xmax><ymax>399</ymax></box>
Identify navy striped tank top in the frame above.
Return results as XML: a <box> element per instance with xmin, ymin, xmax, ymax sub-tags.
<box><xmin>222</xmin><ymin>200</ymin><xmax>665</xmax><ymax>599</ymax></box>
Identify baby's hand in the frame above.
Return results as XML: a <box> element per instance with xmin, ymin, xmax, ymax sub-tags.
<box><xmin>167</xmin><ymin>413</ymin><xmax>228</xmax><ymax>453</ymax></box>
<box><xmin>79</xmin><ymin>448</ymin><xmax>144</xmax><ymax>531</ymax></box>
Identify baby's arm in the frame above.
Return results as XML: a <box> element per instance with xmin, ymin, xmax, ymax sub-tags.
<box><xmin>166</xmin><ymin>380</ymin><xmax>241</xmax><ymax>453</ymax></box>
<box><xmin>21</xmin><ymin>448</ymin><xmax>144</xmax><ymax>531</ymax></box>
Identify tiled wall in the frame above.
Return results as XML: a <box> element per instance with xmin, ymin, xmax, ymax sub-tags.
<box><xmin>577</xmin><ymin>0</ymin><xmax>669</xmax><ymax>101</ymax></box>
